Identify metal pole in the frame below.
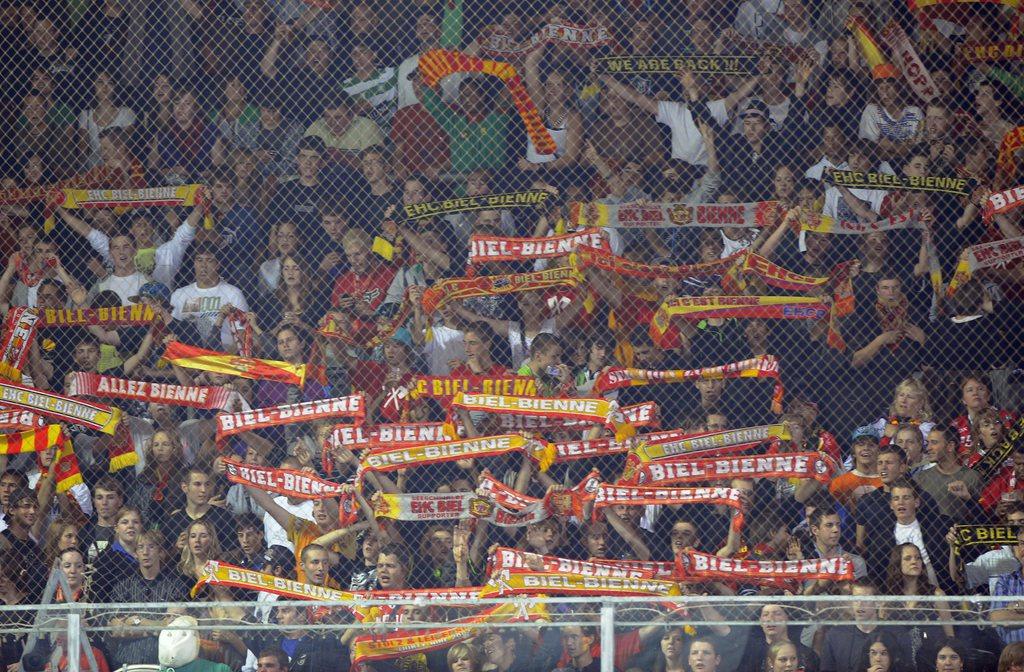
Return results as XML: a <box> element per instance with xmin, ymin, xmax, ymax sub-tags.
<box><xmin>67</xmin><ymin>613</ymin><xmax>80</xmax><ymax>672</ymax></box>
<box><xmin>600</xmin><ymin>602</ymin><xmax>614</xmax><ymax>672</ymax></box>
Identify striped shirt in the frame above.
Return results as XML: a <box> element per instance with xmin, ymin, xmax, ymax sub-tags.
<box><xmin>993</xmin><ymin>569</ymin><xmax>1024</xmax><ymax>644</ymax></box>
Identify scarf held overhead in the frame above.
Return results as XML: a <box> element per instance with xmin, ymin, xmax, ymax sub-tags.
<box><xmin>879</xmin><ymin>21</ymin><xmax>938</xmax><ymax>101</ymax></box>
<box><xmin>163</xmin><ymin>341</ymin><xmax>306</xmax><ymax>387</ymax></box>
<box><xmin>44</xmin><ymin>185</ymin><xmax>210</xmax><ymax>233</ymax></box>
<box><xmin>489</xmin><ymin>547</ymin><xmax>677</xmax><ymax>580</ymax></box>
<box><xmin>451</xmin><ymin>393</ymin><xmax>635</xmax><ymax>441</ymax></box>
<box><xmin>404</xmin><ymin>190</ymin><xmax>552</xmax><ymax>220</ymax></box>
<box><xmin>631</xmin><ymin>424</ymin><xmax>791</xmax><ymax>462</ymax></box>
<box><xmin>596</xmin><ymin>55</ymin><xmax>758</xmax><ymax>75</ymax></box>
<box><xmin>66</xmin><ymin>372</ymin><xmax>234</xmax><ymax>410</ymax></box>
<box><xmin>373</xmin><ymin>491</ymin><xmax>550</xmax><ymax>526</ymax></box>
<box><xmin>630</xmin><ymin>452</ymin><xmax>834</xmax><ymax>486</ymax></box>
<box><xmin>593</xmin><ymin>355</ymin><xmax>783</xmax><ymax>412</ymax></box>
<box><xmin>570</xmin><ymin>245</ymin><xmax>740</xmax><ymax>281</ymax></box>
<box><xmin>679</xmin><ymin>550</ymin><xmax>854</xmax><ymax>583</ymax></box>
<box><xmin>828</xmin><ymin>170</ymin><xmax>974</xmax><ymax>195</ymax></box>
<box><xmin>650</xmin><ymin>296</ymin><xmax>830</xmax><ymax>348</ymax></box>
<box><xmin>0</xmin><ymin>425</ymin><xmax>82</xmax><ymax>492</ymax></box>
<box><xmin>469</xmin><ymin>229</ymin><xmax>606</xmax><ymax>264</ymax></box>
<box><xmin>946</xmin><ymin>236</ymin><xmax>1024</xmax><ymax>297</ymax></box>
<box><xmin>593</xmin><ymin>484</ymin><xmax>745</xmax><ymax>529</ymax></box>
<box><xmin>0</xmin><ymin>380</ymin><xmax>120</xmax><ymax>434</ymax></box>
<box><xmin>479</xmin><ymin>20</ymin><xmax>613</xmax><ymax>58</ymax></box>
<box><xmin>418</xmin><ymin>50</ymin><xmax>556</xmax><ymax>155</ymax></box>
<box><xmin>0</xmin><ymin>307</ymin><xmax>39</xmax><ymax>382</ymax></box>
<box><xmin>491</xmin><ymin>400</ymin><xmax>658</xmax><ymax>432</ymax></box>
<box><xmin>951</xmin><ymin>525</ymin><xmax>1018</xmax><ymax>554</ymax></box>
<box><xmin>569</xmin><ymin>200</ymin><xmax>777</xmax><ymax>229</ymax></box>
<box><xmin>361</xmin><ymin>434</ymin><xmax>555</xmax><ymax>473</ymax></box>
<box><xmin>217</xmin><ymin>394</ymin><xmax>364</xmax><ymax>442</ymax></box>
<box><xmin>420</xmin><ymin>266</ymin><xmax>582</xmax><ymax>313</ymax></box>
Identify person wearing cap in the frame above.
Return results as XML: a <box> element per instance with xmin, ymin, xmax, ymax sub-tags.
<box><xmin>355</xmin><ymin>326</ymin><xmax>418</xmax><ymax>423</ymax></box>
<box><xmin>118</xmin><ymin>280</ymin><xmax>204</xmax><ymax>379</ymax></box>
<box><xmin>828</xmin><ymin>429</ymin><xmax>883</xmax><ymax>514</ymax></box>
<box><xmin>718</xmin><ymin>98</ymin><xmax>786</xmax><ymax>201</ymax></box>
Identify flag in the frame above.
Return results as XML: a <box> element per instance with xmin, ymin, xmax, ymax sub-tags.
<box><xmin>163</xmin><ymin>341</ymin><xmax>306</xmax><ymax>387</ymax></box>
<box><xmin>847</xmin><ymin>17</ymin><xmax>900</xmax><ymax>78</ymax></box>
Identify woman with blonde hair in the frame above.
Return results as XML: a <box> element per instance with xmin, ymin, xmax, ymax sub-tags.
<box><xmin>43</xmin><ymin>519</ymin><xmax>81</xmax><ymax>568</ymax></box>
<box><xmin>870</xmin><ymin>378</ymin><xmax>934</xmax><ymax>442</ymax></box>
<box><xmin>446</xmin><ymin>642</ymin><xmax>481</xmax><ymax>672</ymax></box>
<box><xmin>178</xmin><ymin>519</ymin><xmax>221</xmax><ymax>582</ymax></box>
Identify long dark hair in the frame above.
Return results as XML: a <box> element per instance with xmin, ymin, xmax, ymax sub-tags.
<box><xmin>858</xmin><ymin>630</ymin><xmax>905</xmax><ymax>672</ymax></box>
<box><xmin>885</xmin><ymin>542</ymin><xmax>937</xmax><ymax>596</ymax></box>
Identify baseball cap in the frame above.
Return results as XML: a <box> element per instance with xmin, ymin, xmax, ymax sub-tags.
<box><xmin>851</xmin><ymin>425</ymin><xmax>881</xmax><ymax>442</ymax></box>
<box><xmin>130</xmin><ymin>281</ymin><xmax>171</xmax><ymax>305</ymax></box>
<box><xmin>740</xmin><ymin>99</ymin><xmax>770</xmax><ymax>120</ymax></box>
<box><xmin>262</xmin><ymin>545</ymin><xmax>295</xmax><ymax>571</ymax></box>
<box><xmin>389</xmin><ymin>328</ymin><xmax>414</xmax><ymax>349</ymax></box>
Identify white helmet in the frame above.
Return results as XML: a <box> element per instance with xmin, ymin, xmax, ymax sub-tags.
<box><xmin>158</xmin><ymin>616</ymin><xmax>199</xmax><ymax>669</ymax></box>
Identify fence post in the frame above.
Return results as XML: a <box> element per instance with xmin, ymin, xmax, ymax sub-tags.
<box><xmin>600</xmin><ymin>601</ymin><xmax>614</xmax><ymax>672</ymax></box>
<box><xmin>66</xmin><ymin>612</ymin><xmax>80</xmax><ymax>672</ymax></box>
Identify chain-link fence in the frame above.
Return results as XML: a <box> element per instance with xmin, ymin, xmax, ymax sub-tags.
<box><xmin>2</xmin><ymin>0</ymin><xmax>1024</xmax><ymax>669</ymax></box>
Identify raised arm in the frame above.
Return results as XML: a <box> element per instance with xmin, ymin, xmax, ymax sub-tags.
<box><xmin>600</xmin><ymin>75</ymin><xmax>660</xmax><ymax>116</ymax></box>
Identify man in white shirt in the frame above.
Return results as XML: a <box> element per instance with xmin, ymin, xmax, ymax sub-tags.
<box><xmin>889</xmin><ymin>478</ymin><xmax>953</xmax><ymax>589</ymax></box>
<box><xmin>170</xmin><ymin>243</ymin><xmax>249</xmax><ymax>351</ymax></box>
<box><xmin>91</xmin><ymin>234</ymin><xmax>148</xmax><ymax>305</ymax></box>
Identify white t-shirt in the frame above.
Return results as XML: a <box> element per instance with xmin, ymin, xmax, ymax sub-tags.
<box><xmin>93</xmin><ymin>272</ymin><xmax>148</xmax><ymax>305</ymax></box>
<box><xmin>895</xmin><ymin>519</ymin><xmax>939</xmax><ymax>585</ymax></box>
<box><xmin>424</xmin><ymin>323</ymin><xmax>465</xmax><ymax>376</ymax></box>
<box><xmin>656</xmin><ymin>100</ymin><xmax>715</xmax><ymax>166</ymax></box>
<box><xmin>264</xmin><ymin>496</ymin><xmax>314</xmax><ymax>551</ymax></box>
<box><xmin>78</xmin><ymin>107</ymin><xmax>136</xmax><ymax>167</ymax></box>
<box><xmin>805</xmin><ymin>157</ymin><xmax>848</xmax><ymax>181</ymax></box>
<box><xmin>858</xmin><ymin>104</ymin><xmax>924</xmax><ymax>143</ymax></box>
<box><xmin>170</xmin><ymin>281</ymin><xmax>250</xmax><ymax>350</ymax></box>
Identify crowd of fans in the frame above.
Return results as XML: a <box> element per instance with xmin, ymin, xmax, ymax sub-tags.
<box><xmin>5</xmin><ymin>0</ymin><xmax>1024</xmax><ymax>671</ymax></box>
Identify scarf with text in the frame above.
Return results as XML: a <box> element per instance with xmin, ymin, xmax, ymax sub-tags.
<box><xmin>983</xmin><ymin>186</ymin><xmax>1024</xmax><ymax>224</ymax></box>
<box><xmin>679</xmin><ymin>550</ymin><xmax>854</xmax><ymax>584</ymax></box>
<box><xmin>650</xmin><ymin>296</ymin><xmax>833</xmax><ymax>349</ymax></box>
<box><xmin>952</xmin><ymin>525</ymin><xmax>1018</xmax><ymax>556</ymax></box>
<box><xmin>481</xmin><ymin>569</ymin><xmax>681</xmax><ymax>597</ymax></box>
<box><xmin>452</xmin><ymin>393</ymin><xmax>635</xmax><ymax>442</ymax></box>
<box><xmin>828</xmin><ymin>170</ymin><xmax>974</xmax><ymax>195</ymax></box>
<box><xmin>997</xmin><ymin>126</ymin><xmax>1024</xmax><ymax>185</ymax></box>
<box><xmin>352</xmin><ymin>601</ymin><xmax>547</xmax><ymax>664</ymax></box>
<box><xmin>487</xmin><ymin>400</ymin><xmax>658</xmax><ymax>433</ymax></box>
<box><xmin>418</xmin><ymin>50</ymin><xmax>556</xmax><ymax>155</ymax></box>
<box><xmin>594</xmin><ymin>484</ymin><xmax>745</xmax><ymax>530</ymax></box>
<box><xmin>629</xmin><ymin>451</ymin><xmax>834</xmax><ymax>486</ymax></box>
<box><xmin>0</xmin><ymin>407</ymin><xmax>47</xmax><ymax>430</ymax></box>
<box><xmin>475</xmin><ymin>469</ymin><xmax>601</xmax><ymax>518</ymax></box>
<box><xmin>420</xmin><ymin>266</ymin><xmax>582</xmax><ymax>313</ymax></box>
<box><xmin>67</xmin><ymin>372</ymin><xmax>234</xmax><ymax>410</ymax></box>
<box><xmin>0</xmin><ymin>425</ymin><xmax>82</xmax><ymax>492</ymax></box>
<box><xmin>0</xmin><ymin>381</ymin><xmax>121</xmax><ymax>434</ymax></box>
<box><xmin>216</xmin><ymin>394</ymin><xmax>364</xmax><ymax>446</ymax></box>
<box><xmin>404</xmin><ymin>190</ymin><xmax>553</xmax><ymax>220</ymax></box>
<box><xmin>597</xmin><ymin>55</ymin><xmax>758</xmax><ymax>75</ymax></box>
<box><xmin>190</xmin><ymin>560</ymin><xmax>489</xmax><ymax>603</ymax></box>
<box><xmin>569</xmin><ymin>200</ymin><xmax>778</xmax><ymax>229</ymax></box>
<box><xmin>848</xmin><ymin>17</ymin><xmax>900</xmax><ymax>78</ymax></box>
<box><xmin>469</xmin><ymin>229</ymin><xmax>606</xmax><ymax>265</ymax></box>
<box><xmin>961</xmin><ymin>42</ymin><xmax>1024</xmax><ymax>62</ymax></box>
<box><xmin>631</xmin><ymin>424</ymin><xmax>791</xmax><ymax>463</ymax></box>
<box><xmin>797</xmin><ymin>210</ymin><xmax>922</xmax><ymax>235</ymax></box>
<box><xmin>328</xmin><ymin>422</ymin><xmax>449</xmax><ymax>451</ymax></box>
<box><xmin>406</xmin><ymin>375</ymin><xmax>538</xmax><ymax>406</ymax></box>
<box><xmin>488</xmin><ymin>547</ymin><xmax>677</xmax><ymax>581</ymax></box>
<box><xmin>973</xmin><ymin>413</ymin><xmax>1024</xmax><ymax>481</ymax></box>
<box><xmin>38</xmin><ymin>305</ymin><xmax>156</xmax><ymax>327</ymax></box>
<box><xmin>373</xmin><ymin>491</ymin><xmax>551</xmax><ymax>526</ymax></box>
<box><xmin>221</xmin><ymin>458</ymin><xmax>358</xmax><ymax>526</ymax></box>
<box><xmin>571</xmin><ymin>244</ymin><xmax>740</xmax><ymax>281</ymax></box>
<box><xmin>163</xmin><ymin>341</ymin><xmax>306</xmax><ymax>387</ymax></box>
<box><xmin>946</xmin><ymin>236</ymin><xmax>1024</xmax><ymax>298</ymax></box>
<box><xmin>44</xmin><ymin>185</ymin><xmax>210</xmax><ymax>233</ymax></box>
<box><xmin>593</xmin><ymin>355</ymin><xmax>783</xmax><ymax>413</ymax></box>
<box><xmin>479</xmin><ymin>21</ymin><xmax>613</xmax><ymax>58</ymax></box>
<box><xmin>879</xmin><ymin>21</ymin><xmax>939</xmax><ymax>101</ymax></box>
<box><xmin>0</xmin><ymin>307</ymin><xmax>39</xmax><ymax>382</ymax></box>
<box><xmin>361</xmin><ymin>434</ymin><xmax>555</xmax><ymax>474</ymax></box>
<box><xmin>551</xmin><ymin>429</ymin><xmax>689</xmax><ymax>462</ymax></box>
<box><xmin>728</xmin><ymin>251</ymin><xmax>827</xmax><ymax>292</ymax></box>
